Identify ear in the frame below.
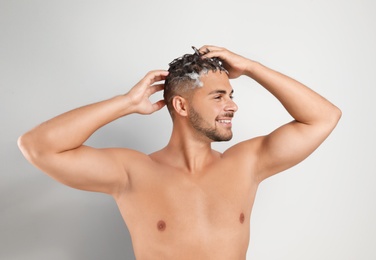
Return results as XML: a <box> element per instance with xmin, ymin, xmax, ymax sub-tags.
<box><xmin>172</xmin><ymin>96</ymin><xmax>188</xmax><ymax>117</ymax></box>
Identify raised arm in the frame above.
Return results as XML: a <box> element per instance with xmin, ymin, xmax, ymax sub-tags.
<box><xmin>200</xmin><ymin>46</ymin><xmax>341</xmax><ymax>182</ymax></box>
<box><xmin>18</xmin><ymin>70</ymin><xmax>168</xmax><ymax>197</ymax></box>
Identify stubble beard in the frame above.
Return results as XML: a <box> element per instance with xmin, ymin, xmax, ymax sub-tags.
<box><xmin>188</xmin><ymin>106</ymin><xmax>233</xmax><ymax>142</ymax></box>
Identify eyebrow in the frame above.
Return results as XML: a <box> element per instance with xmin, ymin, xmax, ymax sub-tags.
<box><xmin>208</xmin><ymin>89</ymin><xmax>234</xmax><ymax>95</ymax></box>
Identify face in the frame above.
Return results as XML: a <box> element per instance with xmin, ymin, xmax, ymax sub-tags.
<box><xmin>188</xmin><ymin>70</ymin><xmax>238</xmax><ymax>142</ymax></box>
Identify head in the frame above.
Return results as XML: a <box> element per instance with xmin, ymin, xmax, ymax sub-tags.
<box><xmin>164</xmin><ymin>47</ymin><xmax>228</xmax><ymax>118</ymax></box>
<box><xmin>164</xmin><ymin>47</ymin><xmax>238</xmax><ymax>142</ymax></box>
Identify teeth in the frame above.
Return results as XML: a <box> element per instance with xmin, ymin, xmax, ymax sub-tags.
<box><xmin>218</xmin><ymin>120</ymin><xmax>231</xmax><ymax>123</ymax></box>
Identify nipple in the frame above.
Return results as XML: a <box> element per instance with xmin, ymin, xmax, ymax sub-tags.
<box><xmin>157</xmin><ymin>220</ymin><xmax>166</xmax><ymax>231</ymax></box>
<box><xmin>239</xmin><ymin>213</ymin><xmax>245</xmax><ymax>224</ymax></box>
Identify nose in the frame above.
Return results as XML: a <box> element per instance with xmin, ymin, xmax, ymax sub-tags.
<box><xmin>225</xmin><ymin>98</ymin><xmax>238</xmax><ymax>113</ymax></box>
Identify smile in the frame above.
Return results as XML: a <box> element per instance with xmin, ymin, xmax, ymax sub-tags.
<box><xmin>217</xmin><ymin>119</ymin><xmax>231</xmax><ymax>124</ymax></box>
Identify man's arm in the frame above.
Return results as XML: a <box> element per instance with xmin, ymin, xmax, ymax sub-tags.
<box><xmin>18</xmin><ymin>70</ymin><xmax>168</xmax><ymax>197</ymax></box>
<box><xmin>200</xmin><ymin>46</ymin><xmax>341</xmax><ymax>182</ymax></box>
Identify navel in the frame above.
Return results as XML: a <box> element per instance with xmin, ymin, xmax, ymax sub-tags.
<box><xmin>157</xmin><ymin>220</ymin><xmax>166</xmax><ymax>231</ymax></box>
<box><xmin>239</xmin><ymin>213</ymin><xmax>245</xmax><ymax>224</ymax></box>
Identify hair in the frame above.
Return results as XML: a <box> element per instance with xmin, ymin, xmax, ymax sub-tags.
<box><xmin>164</xmin><ymin>47</ymin><xmax>227</xmax><ymax>117</ymax></box>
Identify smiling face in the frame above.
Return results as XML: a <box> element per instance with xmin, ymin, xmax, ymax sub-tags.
<box><xmin>187</xmin><ymin>70</ymin><xmax>238</xmax><ymax>142</ymax></box>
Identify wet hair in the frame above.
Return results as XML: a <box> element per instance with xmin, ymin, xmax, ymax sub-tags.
<box><xmin>164</xmin><ymin>46</ymin><xmax>227</xmax><ymax>117</ymax></box>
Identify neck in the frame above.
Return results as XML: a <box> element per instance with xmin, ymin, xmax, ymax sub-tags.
<box><xmin>163</xmin><ymin>123</ymin><xmax>218</xmax><ymax>174</ymax></box>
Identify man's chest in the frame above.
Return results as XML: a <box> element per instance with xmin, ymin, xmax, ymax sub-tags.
<box><xmin>118</xmin><ymin>165</ymin><xmax>258</xmax><ymax>232</ymax></box>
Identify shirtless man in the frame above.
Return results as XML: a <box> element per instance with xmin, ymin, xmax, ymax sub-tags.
<box><xmin>18</xmin><ymin>45</ymin><xmax>341</xmax><ymax>259</ymax></box>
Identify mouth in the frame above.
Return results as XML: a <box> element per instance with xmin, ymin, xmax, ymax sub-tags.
<box><xmin>216</xmin><ymin>119</ymin><xmax>232</xmax><ymax>127</ymax></box>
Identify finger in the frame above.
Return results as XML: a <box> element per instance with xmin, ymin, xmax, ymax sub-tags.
<box><xmin>152</xmin><ymin>99</ymin><xmax>166</xmax><ymax>112</ymax></box>
<box><xmin>152</xmin><ymin>73</ymin><xmax>168</xmax><ymax>83</ymax></box>
<box><xmin>147</xmin><ymin>69</ymin><xmax>169</xmax><ymax>77</ymax></box>
<box><xmin>153</xmin><ymin>70</ymin><xmax>169</xmax><ymax>76</ymax></box>
<box><xmin>149</xmin><ymin>83</ymin><xmax>165</xmax><ymax>95</ymax></box>
<box><xmin>144</xmin><ymin>70</ymin><xmax>169</xmax><ymax>85</ymax></box>
<box><xmin>198</xmin><ymin>45</ymin><xmax>224</xmax><ymax>54</ymax></box>
<box><xmin>201</xmin><ymin>49</ymin><xmax>228</xmax><ymax>61</ymax></box>
<box><xmin>197</xmin><ymin>45</ymin><xmax>229</xmax><ymax>61</ymax></box>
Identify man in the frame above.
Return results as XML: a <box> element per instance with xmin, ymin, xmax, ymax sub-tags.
<box><xmin>18</xmin><ymin>45</ymin><xmax>341</xmax><ymax>259</ymax></box>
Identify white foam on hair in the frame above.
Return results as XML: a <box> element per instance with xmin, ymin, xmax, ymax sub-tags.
<box><xmin>186</xmin><ymin>72</ymin><xmax>203</xmax><ymax>87</ymax></box>
<box><xmin>185</xmin><ymin>68</ymin><xmax>209</xmax><ymax>88</ymax></box>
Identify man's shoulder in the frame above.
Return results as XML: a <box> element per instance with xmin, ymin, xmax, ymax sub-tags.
<box><xmin>223</xmin><ymin>136</ymin><xmax>263</xmax><ymax>158</ymax></box>
<box><xmin>106</xmin><ymin>147</ymin><xmax>153</xmax><ymax>166</ymax></box>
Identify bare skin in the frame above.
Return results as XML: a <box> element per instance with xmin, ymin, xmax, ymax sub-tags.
<box><xmin>18</xmin><ymin>46</ymin><xmax>341</xmax><ymax>259</ymax></box>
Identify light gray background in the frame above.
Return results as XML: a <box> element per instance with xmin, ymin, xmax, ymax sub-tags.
<box><xmin>1</xmin><ymin>0</ymin><xmax>375</xmax><ymax>259</ymax></box>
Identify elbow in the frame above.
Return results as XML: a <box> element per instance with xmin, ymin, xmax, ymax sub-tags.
<box><xmin>17</xmin><ymin>132</ymin><xmax>40</xmax><ymax>163</ymax></box>
<box><xmin>18</xmin><ymin>133</ymin><xmax>32</xmax><ymax>159</ymax></box>
<box><xmin>332</xmin><ymin>105</ymin><xmax>342</xmax><ymax>124</ymax></box>
<box><xmin>324</xmin><ymin>105</ymin><xmax>342</xmax><ymax>131</ymax></box>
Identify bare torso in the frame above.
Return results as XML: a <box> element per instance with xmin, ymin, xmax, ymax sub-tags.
<box><xmin>115</xmin><ymin>149</ymin><xmax>259</xmax><ymax>260</ymax></box>
<box><xmin>17</xmin><ymin>47</ymin><xmax>341</xmax><ymax>260</ymax></box>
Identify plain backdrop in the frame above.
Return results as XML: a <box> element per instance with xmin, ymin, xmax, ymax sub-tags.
<box><xmin>1</xmin><ymin>0</ymin><xmax>375</xmax><ymax>259</ymax></box>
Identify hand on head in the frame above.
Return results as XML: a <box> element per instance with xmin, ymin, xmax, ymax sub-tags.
<box><xmin>198</xmin><ymin>45</ymin><xmax>250</xmax><ymax>79</ymax></box>
<box><xmin>126</xmin><ymin>70</ymin><xmax>169</xmax><ymax>115</ymax></box>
